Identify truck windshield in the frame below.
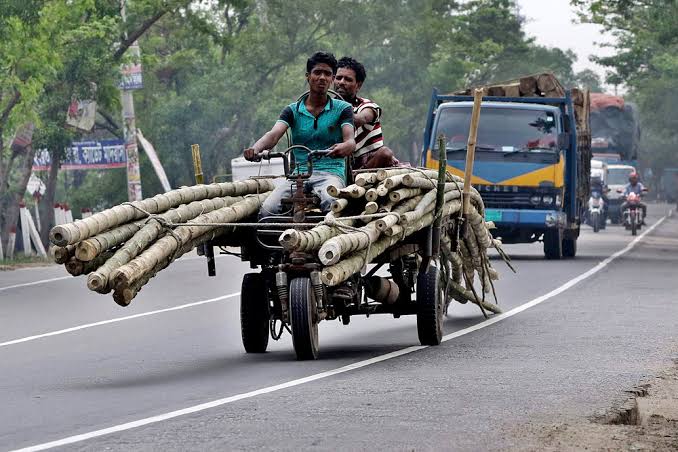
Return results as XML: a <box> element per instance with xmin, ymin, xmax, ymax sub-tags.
<box><xmin>434</xmin><ymin>107</ymin><xmax>558</xmax><ymax>154</ymax></box>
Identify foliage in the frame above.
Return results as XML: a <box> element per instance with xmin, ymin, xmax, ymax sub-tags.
<box><xmin>2</xmin><ymin>0</ymin><xmax>604</xmax><ymax>231</ymax></box>
<box><xmin>573</xmin><ymin>0</ymin><xmax>678</xmax><ymax>174</ymax></box>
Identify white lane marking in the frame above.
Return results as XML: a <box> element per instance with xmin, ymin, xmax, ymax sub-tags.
<box><xmin>12</xmin><ymin>216</ymin><xmax>667</xmax><ymax>452</ymax></box>
<box><xmin>0</xmin><ymin>255</ymin><xmax>224</xmax><ymax>292</ymax></box>
<box><xmin>0</xmin><ymin>293</ymin><xmax>240</xmax><ymax>349</ymax></box>
<box><xmin>0</xmin><ymin>276</ymin><xmax>71</xmax><ymax>293</ymax></box>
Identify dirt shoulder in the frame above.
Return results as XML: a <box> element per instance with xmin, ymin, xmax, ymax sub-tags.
<box><xmin>515</xmin><ymin>358</ymin><xmax>678</xmax><ymax>451</ymax></box>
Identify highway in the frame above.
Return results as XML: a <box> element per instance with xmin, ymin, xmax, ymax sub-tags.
<box><xmin>1</xmin><ymin>203</ymin><xmax>676</xmax><ymax>451</ymax></box>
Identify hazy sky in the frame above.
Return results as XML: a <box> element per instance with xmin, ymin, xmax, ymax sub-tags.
<box><xmin>516</xmin><ymin>0</ymin><xmax>616</xmax><ymax>83</ymax></box>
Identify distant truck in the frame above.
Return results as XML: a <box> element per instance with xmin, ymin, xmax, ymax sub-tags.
<box><xmin>422</xmin><ymin>73</ymin><xmax>591</xmax><ymax>259</ymax></box>
<box><xmin>590</xmin><ymin>93</ymin><xmax>640</xmax><ymax>163</ymax></box>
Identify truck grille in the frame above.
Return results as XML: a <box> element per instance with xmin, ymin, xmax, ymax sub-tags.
<box><xmin>480</xmin><ymin>191</ymin><xmax>535</xmax><ymax>209</ymax></box>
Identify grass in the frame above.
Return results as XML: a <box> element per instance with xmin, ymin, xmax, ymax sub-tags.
<box><xmin>0</xmin><ymin>255</ymin><xmax>54</xmax><ymax>271</ymax></box>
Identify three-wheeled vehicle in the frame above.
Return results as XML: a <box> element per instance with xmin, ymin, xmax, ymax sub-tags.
<box><xmin>202</xmin><ymin>146</ymin><xmax>450</xmax><ymax>360</ymax></box>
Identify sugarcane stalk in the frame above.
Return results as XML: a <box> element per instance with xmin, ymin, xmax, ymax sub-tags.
<box><xmin>50</xmin><ymin>178</ymin><xmax>275</xmax><ymax>246</ymax></box>
<box><xmin>112</xmin><ymin>193</ymin><xmax>268</xmax><ymax>290</ymax></box>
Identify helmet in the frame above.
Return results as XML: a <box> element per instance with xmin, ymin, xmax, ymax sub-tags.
<box><xmin>628</xmin><ymin>172</ymin><xmax>639</xmax><ymax>183</ymax></box>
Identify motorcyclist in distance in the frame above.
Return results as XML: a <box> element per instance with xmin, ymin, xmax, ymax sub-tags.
<box><xmin>621</xmin><ymin>172</ymin><xmax>647</xmax><ymax>224</ymax></box>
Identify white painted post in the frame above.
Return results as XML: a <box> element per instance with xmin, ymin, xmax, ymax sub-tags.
<box><xmin>25</xmin><ymin>209</ymin><xmax>46</xmax><ymax>257</ymax></box>
<box><xmin>33</xmin><ymin>196</ymin><xmax>41</xmax><ymax>232</ymax></box>
<box><xmin>7</xmin><ymin>227</ymin><xmax>16</xmax><ymax>260</ymax></box>
<box><xmin>19</xmin><ymin>203</ymin><xmax>33</xmax><ymax>256</ymax></box>
<box><xmin>0</xmin><ymin>234</ymin><xmax>4</xmax><ymax>260</ymax></box>
<box><xmin>54</xmin><ymin>203</ymin><xmax>63</xmax><ymax>225</ymax></box>
<box><xmin>64</xmin><ymin>204</ymin><xmax>73</xmax><ymax>223</ymax></box>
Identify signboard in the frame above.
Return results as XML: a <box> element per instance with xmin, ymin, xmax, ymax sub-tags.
<box><xmin>65</xmin><ymin>100</ymin><xmax>97</xmax><ymax>132</ymax></box>
<box><xmin>119</xmin><ymin>43</ymin><xmax>143</xmax><ymax>90</ymax></box>
<box><xmin>32</xmin><ymin>139</ymin><xmax>126</xmax><ymax>171</ymax></box>
<box><xmin>11</xmin><ymin>123</ymin><xmax>35</xmax><ymax>153</ymax></box>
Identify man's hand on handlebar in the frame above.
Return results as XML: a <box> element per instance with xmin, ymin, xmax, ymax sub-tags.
<box><xmin>244</xmin><ymin>147</ymin><xmax>260</xmax><ymax>161</ymax></box>
<box><xmin>328</xmin><ymin>142</ymin><xmax>354</xmax><ymax>158</ymax></box>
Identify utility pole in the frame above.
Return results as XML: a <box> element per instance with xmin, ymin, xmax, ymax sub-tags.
<box><xmin>120</xmin><ymin>0</ymin><xmax>143</xmax><ymax>201</ymax></box>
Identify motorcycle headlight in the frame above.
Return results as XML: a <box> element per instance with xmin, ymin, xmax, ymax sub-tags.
<box><xmin>591</xmin><ymin>198</ymin><xmax>601</xmax><ymax>207</ymax></box>
<box><xmin>542</xmin><ymin>195</ymin><xmax>554</xmax><ymax>205</ymax></box>
<box><xmin>530</xmin><ymin>195</ymin><xmax>541</xmax><ymax>205</ymax></box>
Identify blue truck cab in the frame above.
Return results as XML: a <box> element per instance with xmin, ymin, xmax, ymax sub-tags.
<box><xmin>422</xmin><ymin>90</ymin><xmax>589</xmax><ymax>259</ymax></box>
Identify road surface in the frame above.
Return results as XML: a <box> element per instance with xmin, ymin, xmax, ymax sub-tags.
<box><xmin>1</xmin><ymin>203</ymin><xmax>676</xmax><ymax>451</ymax></box>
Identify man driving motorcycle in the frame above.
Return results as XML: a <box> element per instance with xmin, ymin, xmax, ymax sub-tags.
<box><xmin>621</xmin><ymin>172</ymin><xmax>647</xmax><ymax>224</ymax></box>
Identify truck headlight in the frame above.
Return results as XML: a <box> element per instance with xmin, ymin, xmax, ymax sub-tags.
<box><xmin>530</xmin><ymin>195</ymin><xmax>541</xmax><ymax>205</ymax></box>
<box><xmin>542</xmin><ymin>195</ymin><xmax>554</xmax><ymax>205</ymax></box>
<box><xmin>555</xmin><ymin>195</ymin><xmax>562</xmax><ymax>207</ymax></box>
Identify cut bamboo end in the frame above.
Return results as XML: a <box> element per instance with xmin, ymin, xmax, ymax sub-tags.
<box><xmin>365</xmin><ymin>189</ymin><xmax>378</xmax><ymax>202</ymax></box>
<box><xmin>327</xmin><ymin>185</ymin><xmax>340</xmax><ymax>197</ymax></box>
<box><xmin>364</xmin><ymin>202</ymin><xmax>378</xmax><ymax>214</ymax></box>
<box><xmin>87</xmin><ymin>272</ymin><xmax>110</xmax><ymax>293</ymax></box>
<box><xmin>113</xmin><ymin>287</ymin><xmax>135</xmax><ymax>307</ymax></box>
<box><xmin>75</xmin><ymin>241</ymin><xmax>99</xmax><ymax>262</ymax></box>
<box><xmin>279</xmin><ymin>229</ymin><xmax>299</xmax><ymax>250</ymax></box>
<box><xmin>65</xmin><ymin>259</ymin><xmax>84</xmax><ymax>276</ymax></box>
<box><xmin>49</xmin><ymin>225</ymin><xmax>72</xmax><ymax>247</ymax></box>
<box><xmin>53</xmin><ymin>245</ymin><xmax>75</xmax><ymax>264</ymax></box>
<box><xmin>331</xmin><ymin>198</ymin><xmax>349</xmax><ymax>213</ymax></box>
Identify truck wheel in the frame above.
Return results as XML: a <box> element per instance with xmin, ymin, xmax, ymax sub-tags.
<box><xmin>240</xmin><ymin>273</ymin><xmax>270</xmax><ymax>353</ymax></box>
<box><xmin>562</xmin><ymin>237</ymin><xmax>577</xmax><ymax>258</ymax></box>
<box><xmin>289</xmin><ymin>277</ymin><xmax>319</xmax><ymax>360</ymax></box>
<box><xmin>543</xmin><ymin>229</ymin><xmax>562</xmax><ymax>260</ymax></box>
<box><xmin>592</xmin><ymin>212</ymin><xmax>600</xmax><ymax>233</ymax></box>
<box><xmin>416</xmin><ymin>265</ymin><xmax>444</xmax><ymax>346</ymax></box>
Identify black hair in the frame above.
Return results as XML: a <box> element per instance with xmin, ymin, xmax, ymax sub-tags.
<box><xmin>337</xmin><ymin>56</ymin><xmax>366</xmax><ymax>83</ymax></box>
<box><xmin>306</xmin><ymin>51</ymin><xmax>338</xmax><ymax>74</ymax></box>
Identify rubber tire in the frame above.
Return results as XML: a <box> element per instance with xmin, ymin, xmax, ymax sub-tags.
<box><xmin>240</xmin><ymin>273</ymin><xmax>270</xmax><ymax>353</ymax></box>
<box><xmin>631</xmin><ymin>214</ymin><xmax>637</xmax><ymax>236</ymax></box>
<box><xmin>543</xmin><ymin>229</ymin><xmax>563</xmax><ymax>260</ymax></box>
<box><xmin>416</xmin><ymin>265</ymin><xmax>443</xmax><ymax>346</ymax></box>
<box><xmin>289</xmin><ymin>277</ymin><xmax>319</xmax><ymax>360</ymax></box>
<box><xmin>562</xmin><ymin>237</ymin><xmax>577</xmax><ymax>258</ymax></box>
<box><xmin>592</xmin><ymin>212</ymin><xmax>600</xmax><ymax>233</ymax></box>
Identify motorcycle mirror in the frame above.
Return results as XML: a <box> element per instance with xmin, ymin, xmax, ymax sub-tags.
<box><xmin>616</xmin><ymin>188</ymin><xmax>623</xmax><ymax>193</ymax></box>
<box><xmin>642</xmin><ymin>187</ymin><xmax>649</xmax><ymax>192</ymax></box>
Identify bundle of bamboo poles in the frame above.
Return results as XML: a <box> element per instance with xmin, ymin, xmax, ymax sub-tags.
<box><xmin>49</xmin><ymin>178</ymin><xmax>275</xmax><ymax>306</ymax></box>
<box><xmin>278</xmin><ymin>166</ymin><xmax>512</xmax><ymax>316</ymax></box>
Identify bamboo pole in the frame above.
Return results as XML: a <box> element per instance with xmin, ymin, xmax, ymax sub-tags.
<box><xmin>112</xmin><ymin>193</ymin><xmax>268</xmax><ymax>290</ymax></box>
<box><xmin>463</xmin><ymin>88</ymin><xmax>483</xmax><ymax>217</ymax></box>
<box><xmin>49</xmin><ymin>178</ymin><xmax>275</xmax><ymax>246</ymax></box>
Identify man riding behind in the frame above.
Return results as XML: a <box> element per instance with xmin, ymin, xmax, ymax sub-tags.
<box><xmin>334</xmin><ymin>56</ymin><xmax>398</xmax><ymax>169</ymax></box>
<box><xmin>244</xmin><ymin>51</ymin><xmax>355</xmax><ymax>215</ymax></box>
<box><xmin>621</xmin><ymin>172</ymin><xmax>647</xmax><ymax>223</ymax></box>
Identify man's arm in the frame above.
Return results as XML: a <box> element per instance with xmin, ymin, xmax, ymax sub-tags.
<box><xmin>354</xmin><ymin>107</ymin><xmax>377</xmax><ymax>129</ymax></box>
<box><xmin>328</xmin><ymin>124</ymin><xmax>356</xmax><ymax>157</ymax></box>
<box><xmin>244</xmin><ymin>121</ymin><xmax>288</xmax><ymax>161</ymax></box>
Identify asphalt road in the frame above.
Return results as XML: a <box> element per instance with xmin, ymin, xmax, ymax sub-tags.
<box><xmin>1</xmin><ymin>203</ymin><xmax>676</xmax><ymax>451</ymax></box>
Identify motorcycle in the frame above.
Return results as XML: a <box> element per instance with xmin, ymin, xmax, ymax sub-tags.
<box><xmin>622</xmin><ymin>192</ymin><xmax>643</xmax><ymax>236</ymax></box>
<box><xmin>587</xmin><ymin>190</ymin><xmax>605</xmax><ymax>233</ymax></box>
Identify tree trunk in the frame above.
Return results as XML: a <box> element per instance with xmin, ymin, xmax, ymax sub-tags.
<box><xmin>39</xmin><ymin>149</ymin><xmax>60</xmax><ymax>247</ymax></box>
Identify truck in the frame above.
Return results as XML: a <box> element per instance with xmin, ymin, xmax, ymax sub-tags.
<box><xmin>589</xmin><ymin>92</ymin><xmax>640</xmax><ymax>164</ymax></box>
<box><xmin>422</xmin><ymin>73</ymin><xmax>591</xmax><ymax>259</ymax></box>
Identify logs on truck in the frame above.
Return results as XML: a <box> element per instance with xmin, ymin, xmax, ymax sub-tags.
<box><xmin>49</xmin><ymin>169</ymin><xmax>510</xmax><ymax>315</ymax></box>
<box><xmin>454</xmin><ymin>71</ymin><xmax>593</xmax><ymax>209</ymax></box>
<box><xmin>589</xmin><ymin>92</ymin><xmax>640</xmax><ymax>161</ymax></box>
